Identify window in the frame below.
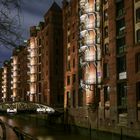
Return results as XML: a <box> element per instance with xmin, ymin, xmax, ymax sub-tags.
<box><xmin>67</xmin><ymin>76</ymin><xmax>70</xmax><ymax>85</ymax></box>
<box><xmin>39</xmin><ymin>65</ymin><xmax>41</xmax><ymax>72</ymax></box>
<box><xmin>39</xmin><ymin>47</ymin><xmax>41</xmax><ymax>54</ymax></box>
<box><xmin>137</xmin><ymin>29</ymin><xmax>140</xmax><ymax>43</ymax></box>
<box><xmin>38</xmin><ymin>82</ymin><xmax>41</xmax><ymax>93</ymax></box>
<box><xmin>46</xmin><ymin>30</ymin><xmax>48</xmax><ymax>36</ymax></box>
<box><xmin>73</xmin><ymin>46</ymin><xmax>75</xmax><ymax>53</ymax></box>
<box><xmin>72</xmin><ymin>74</ymin><xmax>76</xmax><ymax>83</ymax></box>
<box><xmin>116</xmin><ymin>0</ymin><xmax>124</xmax><ymax>18</ymax></box>
<box><xmin>104</xmin><ymin>43</ymin><xmax>109</xmax><ymax>54</ymax></box>
<box><xmin>66</xmin><ymin>91</ymin><xmax>70</xmax><ymax>107</ymax></box>
<box><xmin>117</xmin><ymin>56</ymin><xmax>126</xmax><ymax>73</ymax></box>
<box><xmin>67</xmin><ymin>48</ymin><xmax>70</xmax><ymax>56</ymax></box>
<box><xmin>78</xmin><ymin>90</ymin><xmax>83</xmax><ymax>107</ymax></box>
<box><xmin>104</xmin><ymin>27</ymin><xmax>108</xmax><ymax>37</ymax></box>
<box><xmin>38</xmin><ymin>56</ymin><xmax>41</xmax><ymax>63</ymax></box>
<box><xmin>104</xmin><ymin>10</ymin><xmax>108</xmax><ymax>20</ymax></box>
<box><xmin>116</xmin><ymin>37</ymin><xmax>126</xmax><ymax>54</ymax></box>
<box><xmin>67</xmin><ymin>35</ymin><xmax>70</xmax><ymax>43</ymax></box>
<box><xmin>136</xmin><ymin>82</ymin><xmax>140</xmax><ymax>102</ymax></box>
<box><xmin>116</xmin><ymin>18</ymin><xmax>125</xmax><ymax>36</ymax></box>
<box><xmin>136</xmin><ymin>8</ymin><xmax>140</xmax><ymax>23</ymax></box>
<box><xmin>136</xmin><ymin>53</ymin><xmax>140</xmax><ymax>72</ymax></box>
<box><xmin>72</xmin><ymin>90</ymin><xmax>76</xmax><ymax>107</ymax></box>
<box><xmin>67</xmin><ymin>60</ymin><xmax>71</xmax><ymax>71</ymax></box>
<box><xmin>117</xmin><ymin>82</ymin><xmax>127</xmax><ymax>108</ymax></box>
<box><xmin>103</xmin><ymin>63</ymin><xmax>109</xmax><ymax>78</ymax></box>
<box><xmin>104</xmin><ymin>0</ymin><xmax>108</xmax><ymax>4</ymax></box>
<box><xmin>72</xmin><ymin>33</ymin><xmax>75</xmax><ymax>39</ymax></box>
<box><xmin>73</xmin><ymin>58</ymin><xmax>75</xmax><ymax>68</ymax></box>
<box><xmin>38</xmin><ymin>73</ymin><xmax>41</xmax><ymax>81</ymax></box>
<box><xmin>38</xmin><ymin>38</ymin><xmax>41</xmax><ymax>45</ymax></box>
<box><xmin>104</xmin><ymin>86</ymin><xmax>110</xmax><ymax>102</ymax></box>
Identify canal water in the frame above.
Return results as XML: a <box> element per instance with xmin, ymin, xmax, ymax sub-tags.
<box><xmin>0</xmin><ymin>114</ymin><xmax>139</xmax><ymax>140</ymax></box>
<box><xmin>0</xmin><ymin>114</ymin><xmax>89</xmax><ymax>140</ymax></box>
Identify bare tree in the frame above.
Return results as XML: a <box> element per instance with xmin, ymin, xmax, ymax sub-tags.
<box><xmin>0</xmin><ymin>0</ymin><xmax>22</xmax><ymax>49</ymax></box>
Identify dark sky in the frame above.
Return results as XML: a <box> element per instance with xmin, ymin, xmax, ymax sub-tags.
<box><xmin>0</xmin><ymin>0</ymin><xmax>62</xmax><ymax>67</ymax></box>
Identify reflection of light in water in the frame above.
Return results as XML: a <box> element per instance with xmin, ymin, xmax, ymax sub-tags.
<box><xmin>8</xmin><ymin>119</ymin><xmax>14</xmax><ymax>125</ymax></box>
<box><xmin>37</xmin><ymin>136</ymin><xmax>54</xmax><ymax>140</ymax></box>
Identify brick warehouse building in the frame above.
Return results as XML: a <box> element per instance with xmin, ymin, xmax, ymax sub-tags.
<box><xmin>63</xmin><ymin>0</ymin><xmax>140</xmax><ymax>138</ymax></box>
<box><xmin>27</xmin><ymin>2</ymin><xmax>64</xmax><ymax>107</ymax></box>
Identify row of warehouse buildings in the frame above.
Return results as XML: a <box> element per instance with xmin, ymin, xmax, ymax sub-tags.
<box><xmin>0</xmin><ymin>0</ymin><xmax>140</xmax><ymax>138</ymax></box>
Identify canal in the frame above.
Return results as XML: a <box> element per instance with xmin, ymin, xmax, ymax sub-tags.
<box><xmin>0</xmin><ymin>114</ymin><xmax>89</xmax><ymax>140</ymax></box>
<box><xmin>0</xmin><ymin>114</ymin><xmax>139</xmax><ymax>140</ymax></box>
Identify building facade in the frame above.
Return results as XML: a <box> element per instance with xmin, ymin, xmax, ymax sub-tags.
<box><xmin>27</xmin><ymin>2</ymin><xmax>64</xmax><ymax>107</ymax></box>
<box><xmin>1</xmin><ymin>61</ymin><xmax>12</xmax><ymax>102</ymax></box>
<box><xmin>63</xmin><ymin>0</ymin><xmax>102</xmax><ymax>128</ymax></box>
<box><xmin>63</xmin><ymin>0</ymin><xmax>140</xmax><ymax>138</ymax></box>
<box><xmin>11</xmin><ymin>46</ymin><xmax>28</xmax><ymax>102</ymax></box>
<box><xmin>100</xmin><ymin>0</ymin><xmax>140</xmax><ymax>132</ymax></box>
